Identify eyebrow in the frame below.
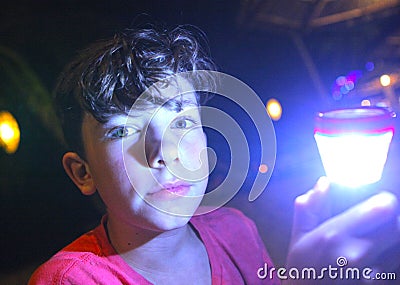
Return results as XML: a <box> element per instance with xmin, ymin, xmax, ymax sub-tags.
<box><xmin>101</xmin><ymin>103</ymin><xmax>191</xmax><ymax>125</ymax></box>
<box><xmin>100</xmin><ymin>116</ymin><xmax>127</xmax><ymax>129</ymax></box>
<box><xmin>163</xmin><ymin>98</ymin><xmax>198</xmax><ymax>112</ymax></box>
<box><xmin>132</xmin><ymin>95</ymin><xmax>199</xmax><ymax>113</ymax></box>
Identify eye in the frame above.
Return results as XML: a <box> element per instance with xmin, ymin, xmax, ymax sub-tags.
<box><xmin>171</xmin><ymin>117</ymin><xmax>198</xmax><ymax>129</ymax></box>
<box><xmin>106</xmin><ymin>126</ymin><xmax>139</xmax><ymax>139</ymax></box>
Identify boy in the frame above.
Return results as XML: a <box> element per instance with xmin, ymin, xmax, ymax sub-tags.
<box><xmin>30</xmin><ymin>25</ymin><xmax>400</xmax><ymax>284</ymax></box>
<box><xmin>28</xmin><ymin>25</ymin><xmax>279</xmax><ymax>284</ymax></box>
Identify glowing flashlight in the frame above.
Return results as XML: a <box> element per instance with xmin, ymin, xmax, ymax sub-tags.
<box><xmin>314</xmin><ymin>107</ymin><xmax>395</xmax><ymax>188</ymax></box>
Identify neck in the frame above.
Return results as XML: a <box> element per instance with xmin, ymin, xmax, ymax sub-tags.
<box><xmin>106</xmin><ymin>214</ymin><xmax>197</xmax><ymax>272</ymax></box>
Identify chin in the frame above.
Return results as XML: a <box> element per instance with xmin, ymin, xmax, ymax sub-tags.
<box><xmin>145</xmin><ymin>201</ymin><xmax>200</xmax><ymax>231</ymax></box>
<box><xmin>149</xmin><ymin>212</ymin><xmax>192</xmax><ymax>232</ymax></box>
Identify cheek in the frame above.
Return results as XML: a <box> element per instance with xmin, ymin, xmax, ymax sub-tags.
<box><xmin>122</xmin><ymin>142</ymin><xmax>159</xmax><ymax>193</ymax></box>
<box><xmin>90</xmin><ymin>144</ymin><xmax>128</xmax><ymax>190</ymax></box>
<box><xmin>179</xmin><ymin>130</ymin><xmax>208</xmax><ymax>172</ymax></box>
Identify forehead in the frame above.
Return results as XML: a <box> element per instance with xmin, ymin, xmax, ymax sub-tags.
<box><xmin>130</xmin><ymin>75</ymin><xmax>201</xmax><ymax>117</ymax></box>
<box><xmin>83</xmin><ymin>77</ymin><xmax>201</xmax><ymax>130</ymax></box>
<box><xmin>126</xmin><ymin>93</ymin><xmax>201</xmax><ymax>126</ymax></box>
<box><xmin>133</xmin><ymin>91</ymin><xmax>199</xmax><ymax>112</ymax></box>
<box><xmin>137</xmin><ymin>75</ymin><xmax>199</xmax><ymax>105</ymax></box>
<box><xmin>84</xmin><ymin>91</ymin><xmax>200</xmax><ymax>127</ymax></box>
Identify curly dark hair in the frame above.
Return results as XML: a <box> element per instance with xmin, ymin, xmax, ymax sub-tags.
<box><xmin>55</xmin><ymin>25</ymin><xmax>217</xmax><ymax>155</ymax></box>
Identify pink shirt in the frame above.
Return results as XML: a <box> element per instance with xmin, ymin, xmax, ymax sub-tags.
<box><xmin>29</xmin><ymin>207</ymin><xmax>278</xmax><ymax>284</ymax></box>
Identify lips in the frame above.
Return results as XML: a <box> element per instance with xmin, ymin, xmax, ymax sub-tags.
<box><xmin>147</xmin><ymin>181</ymin><xmax>192</xmax><ymax>200</ymax></box>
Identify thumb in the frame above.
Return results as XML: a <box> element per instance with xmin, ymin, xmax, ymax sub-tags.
<box><xmin>290</xmin><ymin>177</ymin><xmax>331</xmax><ymax>242</ymax></box>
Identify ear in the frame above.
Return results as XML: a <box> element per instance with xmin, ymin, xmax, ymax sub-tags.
<box><xmin>62</xmin><ymin>152</ymin><xmax>96</xmax><ymax>195</ymax></box>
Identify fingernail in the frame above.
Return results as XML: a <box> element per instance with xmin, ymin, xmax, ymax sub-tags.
<box><xmin>316</xmin><ymin>176</ymin><xmax>330</xmax><ymax>192</ymax></box>
<box><xmin>364</xmin><ymin>192</ymin><xmax>398</xmax><ymax>212</ymax></box>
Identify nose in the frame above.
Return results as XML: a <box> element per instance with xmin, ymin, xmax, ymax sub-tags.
<box><xmin>145</xmin><ymin>127</ymin><xmax>179</xmax><ymax>168</ymax></box>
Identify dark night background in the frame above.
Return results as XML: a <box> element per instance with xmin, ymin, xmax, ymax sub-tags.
<box><xmin>1</xmin><ymin>0</ymin><xmax>400</xmax><ymax>284</ymax></box>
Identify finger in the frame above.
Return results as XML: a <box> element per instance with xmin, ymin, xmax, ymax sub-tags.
<box><xmin>332</xmin><ymin>191</ymin><xmax>399</xmax><ymax>236</ymax></box>
<box><xmin>319</xmin><ymin>193</ymin><xmax>400</xmax><ymax>267</ymax></box>
<box><xmin>358</xmin><ymin>215</ymin><xmax>400</xmax><ymax>268</ymax></box>
<box><xmin>291</xmin><ymin>177</ymin><xmax>331</xmax><ymax>239</ymax></box>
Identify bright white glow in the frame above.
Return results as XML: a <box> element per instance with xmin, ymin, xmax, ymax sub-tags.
<box><xmin>266</xmin><ymin>98</ymin><xmax>282</xmax><ymax>121</ymax></box>
<box><xmin>361</xmin><ymin>99</ymin><xmax>371</xmax><ymax>106</ymax></box>
<box><xmin>315</xmin><ymin>131</ymin><xmax>393</xmax><ymax>188</ymax></box>
<box><xmin>380</xmin><ymin>74</ymin><xmax>391</xmax><ymax>87</ymax></box>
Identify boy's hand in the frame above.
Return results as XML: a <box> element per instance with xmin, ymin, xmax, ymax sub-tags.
<box><xmin>285</xmin><ymin>177</ymin><xmax>400</xmax><ymax>284</ymax></box>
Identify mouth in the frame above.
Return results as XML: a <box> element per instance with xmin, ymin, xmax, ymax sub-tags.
<box><xmin>147</xmin><ymin>181</ymin><xmax>192</xmax><ymax>200</ymax></box>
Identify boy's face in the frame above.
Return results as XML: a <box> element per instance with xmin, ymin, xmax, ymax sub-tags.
<box><xmin>80</xmin><ymin>87</ymin><xmax>209</xmax><ymax>232</ymax></box>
